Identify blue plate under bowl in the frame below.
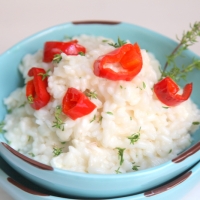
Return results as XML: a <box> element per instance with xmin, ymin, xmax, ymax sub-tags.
<box><xmin>0</xmin><ymin>21</ymin><xmax>200</xmax><ymax>199</ymax></box>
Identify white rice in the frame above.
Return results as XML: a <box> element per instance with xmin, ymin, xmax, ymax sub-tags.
<box><xmin>3</xmin><ymin>35</ymin><xmax>200</xmax><ymax>174</ymax></box>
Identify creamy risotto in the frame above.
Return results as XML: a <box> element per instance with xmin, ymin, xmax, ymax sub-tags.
<box><xmin>3</xmin><ymin>35</ymin><xmax>200</xmax><ymax>174</ymax></box>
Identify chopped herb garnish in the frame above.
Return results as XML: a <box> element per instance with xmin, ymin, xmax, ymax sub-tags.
<box><xmin>132</xmin><ymin>162</ymin><xmax>140</xmax><ymax>171</ymax></box>
<box><xmin>27</xmin><ymin>95</ymin><xmax>34</xmax><ymax>104</ymax></box>
<box><xmin>29</xmin><ymin>152</ymin><xmax>35</xmax><ymax>157</ymax></box>
<box><xmin>168</xmin><ymin>149</ymin><xmax>172</xmax><ymax>154</ymax></box>
<box><xmin>78</xmin><ymin>52</ymin><xmax>85</xmax><ymax>56</ymax></box>
<box><xmin>162</xmin><ymin>106</ymin><xmax>169</xmax><ymax>109</ymax></box>
<box><xmin>115</xmin><ymin>147</ymin><xmax>126</xmax><ymax>165</ymax></box>
<box><xmin>192</xmin><ymin>121</ymin><xmax>200</xmax><ymax>125</ymax></box>
<box><xmin>115</xmin><ymin>167</ymin><xmax>122</xmax><ymax>174</ymax></box>
<box><xmin>120</xmin><ymin>85</ymin><xmax>123</xmax><ymax>89</ymax></box>
<box><xmin>53</xmin><ymin>54</ymin><xmax>62</xmax><ymax>63</ymax></box>
<box><xmin>61</xmin><ymin>142</ymin><xmax>66</xmax><ymax>144</ymax></box>
<box><xmin>28</xmin><ymin>136</ymin><xmax>32</xmax><ymax>142</ymax></box>
<box><xmin>127</xmin><ymin>127</ymin><xmax>141</xmax><ymax>145</ymax></box>
<box><xmin>19</xmin><ymin>103</ymin><xmax>26</xmax><ymax>108</ymax></box>
<box><xmin>52</xmin><ymin>106</ymin><xmax>65</xmax><ymax>131</ymax></box>
<box><xmin>90</xmin><ymin>115</ymin><xmax>96</xmax><ymax>123</ymax></box>
<box><xmin>53</xmin><ymin>147</ymin><xmax>63</xmax><ymax>157</ymax></box>
<box><xmin>109</xmin><ymin>37</ymin><xmax>127</xmax><ymax>48</ymax></box>
<box><xmin>143</xmin><ymin>82</ymin><xmax>146</xmax><ymax>89</ymax></box>
<box><xmin>85</xmin><ymin>90</ymin><xmax>98</xmax><ymax>99</ymax></box>
<box><xmin>106</xmin><ymin>111</ymin><xmax>113</xmax><ymax>115</ymax></box>
<box><xmin>98</xmin><ymin>116</ymin><xmax>103</xmax><ymax>123</ymax></box>
<box><xmin>38</xmin><ymin>69</ymin><xmax>51</xmax><ymax>80</ymax></box>
<box><xmin>7</xmin><ymin>109</ymin><xmax>12</xmax><ymax>114</ymax></box>
<box><xmin>130</xmin><ymin>117</ymin><xmax>132</xmax><ymax>120</ymax></box>
<box><xmin>0</xmin><ymin>121</ymin><xmax>5</xmax><ymax>133</ymax></box>
<box><xmin>102</xmin><ymin>39</ymin><xmax>108</xmax><ymax>42</ymax></box>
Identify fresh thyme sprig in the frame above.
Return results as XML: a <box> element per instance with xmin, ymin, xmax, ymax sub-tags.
<box><xmin>53</xmin><ymin>146</ymin><xmax>64</xmax><ymax>157</ymax></box>
<box><xmin>27</xmin><ymin>95</ymin><xmax>34</xmax><ymax>104</ymax></box>
<box><xmin>109</xmin><ymin>37</ymin><xmax>127</xmax><ymax>48</ymax></box>
<box><xmin>53</xmin><ymin>54</ymin><xmax>62</xmax><ymax>63</ymax></box>
<box><xmin>115</xmin><ymin>167</ymin><xmax>122</xmax><ymax>174</ymax></box>
<box><xmin>85</xmin><ymin>89</ymin><xmax>98</xmax><ymax>99</ymax></box>
<box><xmin>127</xmin><ymin>127</ymin><xmax>141</xmax><ymax>145</ymax></box>
<box><xmin>115</xmin><ymin>147</ymin><xmax>126</xmax><ymax>165</ymax></box>
<box><xmin>0</xmin><ymin>121</ymin><xmax>5</xmax><ymax>133</ymax></box>
<box><xmin>162</xmin><ymin>22</ymin><xmax>200</xmax><ymax>81</ymax></box>
<box><xmin>38</xmin><ymin>69</ymin><xmax>51</xmax><ymax>80</ymax></box>
<box><xmin>132</xmin><ymin>162</ymin><xmax>140</xmax><ymax>171</ymax></box>
<box><xmin>52</xmin><ymin>106</ymin><xmax>65</xmax><ymax>131</ymax></box>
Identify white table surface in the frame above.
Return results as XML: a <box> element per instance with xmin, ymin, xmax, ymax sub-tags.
<box><xmin>0</xmin><ymin>0</ymin><xmax>199</xmax><ymax>199</ymax></box>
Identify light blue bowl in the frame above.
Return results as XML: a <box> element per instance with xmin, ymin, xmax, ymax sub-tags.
<box><xmin>0</xmin><ymin>155</ymin><xmax>200</xmax><ymax>200</ymax></box>
<box><xmin>0</xmin><ymin>21</ymin><xmax>200</xmax><ymax>199</ymax></box>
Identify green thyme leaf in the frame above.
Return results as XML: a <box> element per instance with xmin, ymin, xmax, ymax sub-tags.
<box><xmin>38</xmin><ymin>69</ymin><xmax>51</xmax><ymax>80</ymax></box>
<box><xmin>168</xmin><ymin>149</ymin><xmax>172</xmax><ymax>154</ymax></box>
<box><xmin>192</xmin><ymin>121</ymin><xmax>200</xmax><ymax>125</ymax></box>
<box><xmin>109</xmin><ymin>37</ymin><xmax>127</xmax><ymax>48</ymax></box>
<box><xmin>115</xmin><ymin>167</ymin><xmax>122</xmax><ymax>174</ymax></box>
<box><xmin>127</xmin><ymin>127</ymin><xmax>141</xmax><ymax>145</ymax></box>
<box><xmin>115</xmin><ymin>147</ymin><xmax>126</xmax><ymax>165</ymax></box>
<box><xmin>78</xmin><ymin>52</ymin><xmax>85</xmax><ymax>56</ymax></box>
<box><xmin>85</xmin><ymin>89</ymin><xmax>98</xmax><ymax>99</ymax></box>
<box><xmin>143</xmin><ymin>82</ymin><xmax>146</xmax><ymax>89</ymax></box>
<box><xmin>106</xmin><ymin>111</ymin><xmax>113</xmax><ymax>115</ymax></box>
<box><xmin>132</xmin><ymin>162</ymin><xmax>140</xmax><ymax>171</ymax></box>
<box><xmin>98</xmin><ymin>116</ymin><xmax>103</xmax><ymax>123</ymax></box>
<box><xmin>53</xmin><ymin>54</ymin><xmax>62</xmax><ymax>63</ymax></box>
<box><xmin>90</xmin><ymin>115</ymin><xmax>96</xmax><ymax>123</ymax></box>
<box><xmin>29</xmin><ymin>152</ymin><xmax>35</xmax><ymax>157</ymax></box>
<box><xmin>162</xmin><ymin>106</ymin><xmax>169</xmax><ymax>109</ymax></box>
<box><xmin>61</xmin><ymin>142</ymin><xmax>66</xmax><ymax>144</ymax></box>
<box><xmin>102</xmin><ymin>39</ymin><xmax>108</xmax><ymax>42</ymax></box>
<box><xmin>53</xmin><ymin>147</ymin><xmax>63</xmax><ymax>157</ymax></box>
<box><xmin>52</xmin><ymin>106</ymin><xmax>65</xmax><ymax>131</ymax></box>
<box><xmin>27</xmin><ymin>95</ymin><xmax>34</xmax><ymax>104</ymax></box>
<box><xmin>0</xmin><ymin>121</ymin><xmax>5</xmax><ymax>133</ymax></box>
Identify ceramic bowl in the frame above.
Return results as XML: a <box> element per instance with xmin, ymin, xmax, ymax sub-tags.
<box><xmin>0</xmin><ymin>155</ymin><xmax>200</xmax><ymax>200</ymax></box>
<box><xmin>0</xmin><ymin>21</ymin><xmax>200</xmax><ymax>199</ymax></box>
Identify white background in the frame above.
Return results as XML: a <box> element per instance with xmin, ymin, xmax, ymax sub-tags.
<box><xmin>0</xmin><ymin>0</ymin><xmax>199</xmax><ymax>199</ymax></box>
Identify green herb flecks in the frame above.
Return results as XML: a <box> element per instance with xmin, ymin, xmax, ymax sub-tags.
<box><xmin>98</xmin><ymin>116</ymin><xmax>103</xmax><ymax>123</ymax></box>
<box><xmin>61</xmin><ymin>142</ymin><xmax>66</xmax><ymax>144</ymax></box>
<box><xmin>162</xmin><ymin>106</ymin><xmax>169</xmax><ymax>109</ymax></box>
<box><xmin>127</xmin><ymin>127</ymin><xmax>141</xmax><ymax>145</ymax></box>
<box><xmin>162</xmin><ymin>22</ymin><xmax>200</xmax><ymax>82</ymax></box>
<box><xmin>27</xmin><ymin>95</ymin><xmax>34</xmax><ymax>104</ymax></box>
<box><xmin>53</xmin><ymin>147</ymin><xmax>63</xmax><ymax>157</ymax></box>
<box><xmin>29</xmin><ymin>152</ymin><xmax>35</xmax><ymax>157</ymax></box>
<box><xmin>132</xmin><ymin>162</ymin><xmax>140</xmax><ymax>171</ymax></box>
<box><xmin>168</xmin><ymin>149</ymin><xmax>172</xmax><ymax>154</ymax></box>
<box><xmin>85</xmin><ymin>90</ymin><xmax>98</xmax><ymax>99</ymax></box>
<box><xmin>78</xmin><ymin>52</ymin><xmax>85</xmax><ymax>56</ymax></box>
<box><xmin>192</xmin><ymin>121</ymin><xmax>200</xmax><ymax>125</ymax></box>
<box><xmin>38</xmin><ymin>69</ymin><xmax>51</xmax><ymax>80</ymax></box>
<box><xmin>102</xmin><ymin>39</ymin><xmax>108</xmax><ymax>43</ymax></box>
<box><xmin>106</xmin><ymin>111</ymin><xmax>113</xmax><ymax>115</ymax></box>
<box><xmin>109</xmin><ymin>37</ymin><xmax>127</xmax><ymax>48</ymax></box>
<box><xmin>0</xmin><ymin>121</ymin><xmax>5</xmax><ymax>133</ymax></box>
<box><xmin>52</xmin><ymin>106</ymin><xmax>65</xmax><ymax>131</ymax></box>
<box><xmin>115</xmin><ymin>167</ymin><xmax>122</xmax><ymax>174</ymax></box>
<box><xmin>115</xmin><ymin>147</ymin><xmax>126</xmax><ymax>165</ymax></box>
<box><xmin>53</xmin><ymin>54</ymin><xmax>62</xmax><ymax>63</ymax></box>
<box><xmin>90</xmin><ymin>115</ymin><xmax>96</xmax><ymax>123</ymax></box>
<box><xmin>142</xmin><ymin>82</ymin><xmax>146</xmax><ymax>89</ymax></box>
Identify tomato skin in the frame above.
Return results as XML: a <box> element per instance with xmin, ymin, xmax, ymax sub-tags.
<box><xmin>62</xmin><ymin>87</ymin><xmax>96</xmax><ymax>120</ymax></box>
<box><xmin>154</xmin><ymin>77</ymin><xmax>193</xmax><ymax>106</ymax></box>
<box><xmin>43</xmin><ymin>40</ymin><xmax>86</xmax><ymax>63</ymax></box>
<box><xmin>93</xmin><ymin>43</ymin><xmax>143</xmax><ymax>81</ymax></box>
<box><xmin>26</xmin><ymin>67</ymin><xmax>50</xmax><ymax>110</ymax></box>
